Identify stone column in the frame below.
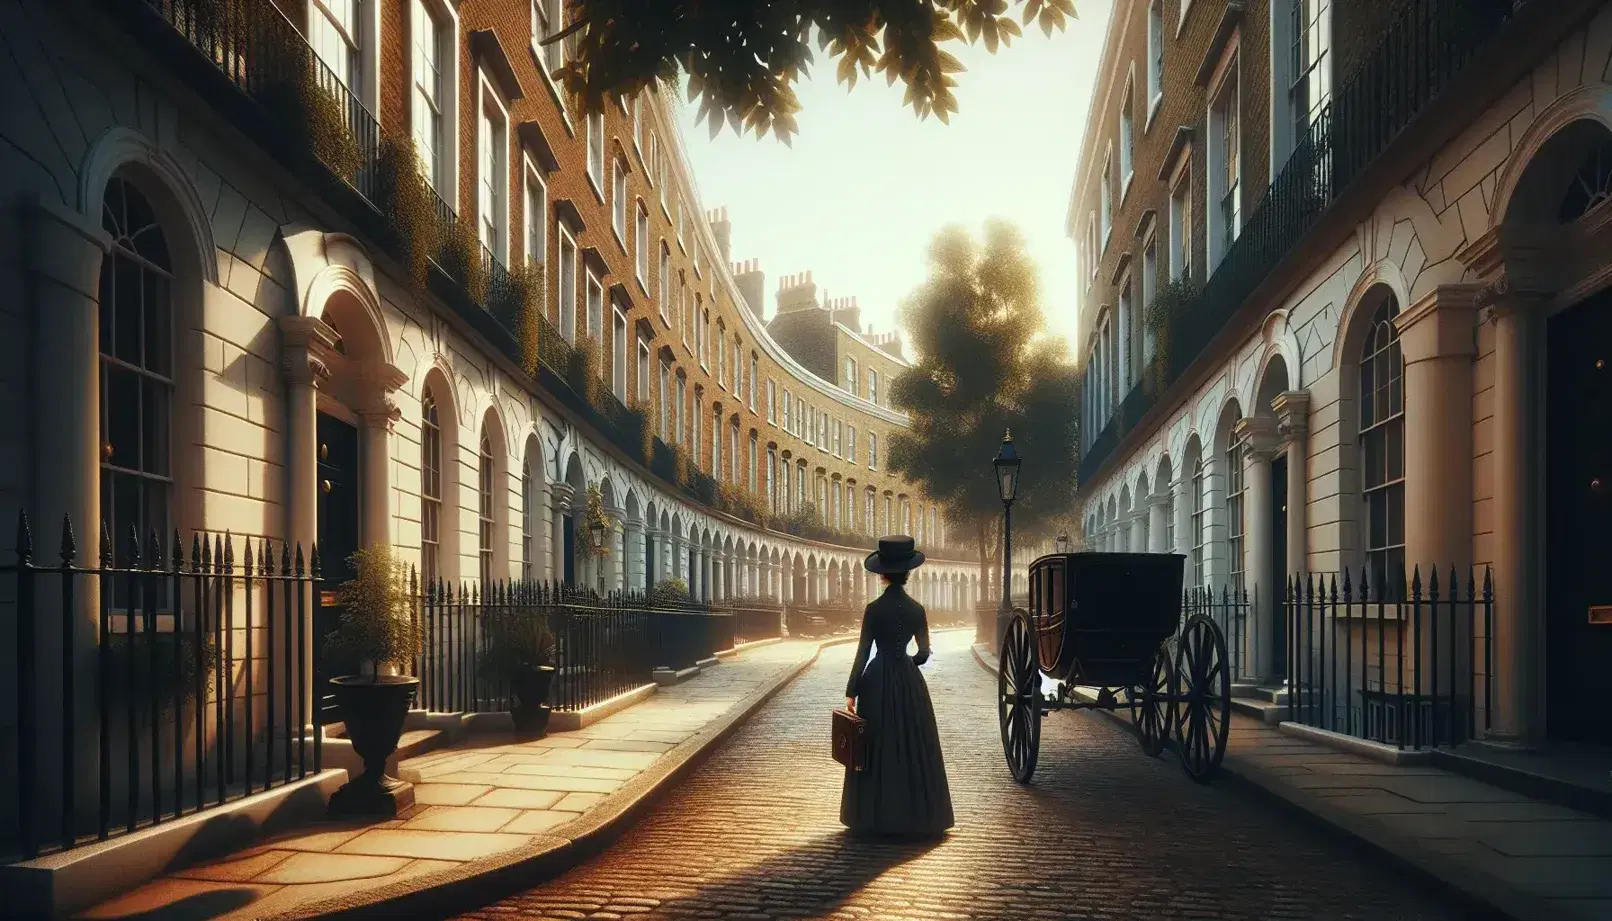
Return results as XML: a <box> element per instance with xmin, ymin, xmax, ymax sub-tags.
<box><xmin>1147</xmin><ymin>493</ymin><xmax>1169</xmax><ymax>553</ymax></box>
<box><xmin>1490</xmin><ymin>292</ymin><xmax>1545</xmax><ymax>745</ymax></box>
<box><xmin>1273</xmin><ymin>391</ymin><xmax>1310</xmax><ymax>586</ymax></box>
<box><xmin>549</xmin><ymin>483</ymin><xmax>574</xmax><ymax>585</ymax></box>
<box><xmin>1395</xmin><ymin>286</ymin><xmax>1479</xmax><ymax>577</ymax></box>
<box><xmin>279</xmin><ymin>317</ymin><xmax>337</xmax><ymax>562</ymax></box>
<box><xmin>356</xmin><ymin>395</ymin><xmax>401</xmax><ymax>552</ymax></box>
<box><xmin>1129</xmin><ymin>508</ymin><xmax>1147</xmax><ymax>552</ymax></box>
<box><xmin>1462</xmin><ymin>227</ymin><xmax>1552</xmax><ymax>745</ymax></box>
<box><xmin>1235</xmin><ymin>415</ymin><xmax>1280</xmax><ymax>682</ymax></box>
<box><xmin>28</xmin><ymin>197</ymin><xmax>110</xmax><ymax>836</ymax></box>
<box><xmin>1171</xmin><ymin>476</ymin><xmax>1192</xmax><ymax>571</ymax></box>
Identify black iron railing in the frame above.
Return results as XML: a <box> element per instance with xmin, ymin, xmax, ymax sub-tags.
<box><xmin>728</xmin><ymin>603</ymin><xmax>786</xmax><ymax>643</ymax></box>
<box><xmin>414</xmin><ymin>578</ymin><xmax>737</xmax><ymax>714</ymax></box>
<box><xmin>1285</xmin><ymin>565</ymin><xmax>1494</xmax><ymax>750</ymax></box>
<box><xmin>142</xmin><ymin>0</ymin><xmax>381</xmax><ymax>203</ymax></box>
<box><xmin>1182</xmin><ymin>584</ymin><xmax>1252</xmax><ymax>682</ymax></box>
<box><xmin>2</xmin><ymin>513</ymin><xmax>320</xmax><ymax>862</ymax></box>
<box><xmin>1079</xmin><ymin>0</ymin><xmax>1525</xmax><ymax>484</ymax></box>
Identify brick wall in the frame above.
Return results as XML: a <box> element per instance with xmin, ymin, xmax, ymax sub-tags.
<box><xmin>1073</xmin><ymin>0</ymin><xmax>1273</xmax><ymax>388</ymax></box>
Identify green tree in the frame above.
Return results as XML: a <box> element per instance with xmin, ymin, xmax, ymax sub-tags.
<box><xmin>545</xmin><ymin>0</ymin><xmax>1079</xmax><ymax>142</ymax></box>
<box><xmin>886</xmin><ymin>220</ymin><xmax>1081</xmax><ymax>596</ymax></box>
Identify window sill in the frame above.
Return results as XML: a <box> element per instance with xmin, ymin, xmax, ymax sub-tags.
<box><xmin>1120</xmin><ymin>171</ymin><xmax>1135</xmax><ymax>205</ymax></box>
<box><xmin>587</xmin><ymin>174</ymin><xmax>606</xmax><ymax>205</ymax></box>
<box><xmin>1146</xmin><ymin>94</ymin><xmax>1163</xmax><ymax>133</ymax></box>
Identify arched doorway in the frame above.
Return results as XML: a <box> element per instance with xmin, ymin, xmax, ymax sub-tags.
<box><xmin>1524</xmin><ymin>120</ymin><xmax>1612</xmax><ymax>743</ymax></box>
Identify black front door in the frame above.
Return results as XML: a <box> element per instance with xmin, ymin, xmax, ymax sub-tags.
<box><xmin>1545</xmin><ymin>289</ymin><xmax>1612</xmax><ymax>744</ymax></box>
<box><xmin>562</xmin><ymin>513</ymin><xmax>577</xmax><ymax>585</ymax></box>
<box><xmin>644</xmin><ymin>532</ymin><xmax>656</xmax><ymax>589</ymax></box>
<box><xmin>316</xmin><ymin>413</ymin><xmax>361</xmax><ymax>723</ymax></box>
<box><xmin>1272</xmin><ymin>454</ymin><xmax>1289</xmax><ymax>678</ymax></box>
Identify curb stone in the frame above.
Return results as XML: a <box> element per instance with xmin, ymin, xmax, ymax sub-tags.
<box><xmin>968</xmin><ymin>643</ymin><xmax>1552</xmax><ymax>921</ymax></box>
<box><xmin>274</xmin><ymin>635</ymin><xmax>863</xmax><ymax>920</ymax></box>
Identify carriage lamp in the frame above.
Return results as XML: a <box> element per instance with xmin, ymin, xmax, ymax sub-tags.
<box><xmin>587</xmin><ymin>519</ymin><xmax>607</xmax><ymax>553</ymax></box>
<box><xmin>1055</xmin><ymin>532</ymin><xmax>1071</xmax><ymax>555</ymax></box>
<box><xmin>993</xmin><ymin>431</ymin><xmax>1021</xmax><ymax>504</ymax></box>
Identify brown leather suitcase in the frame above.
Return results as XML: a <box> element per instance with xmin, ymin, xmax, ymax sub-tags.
<box><xmin>832</xmin><ymin>708</ymin><xmax>867</xmax><ymax>771</ymax></box>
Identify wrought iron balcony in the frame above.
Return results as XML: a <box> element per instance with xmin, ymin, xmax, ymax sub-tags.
<box><xmin>1077</xmin><ymin>0</ymin><xmax>1526</xmax><ymax>487</ymax></box>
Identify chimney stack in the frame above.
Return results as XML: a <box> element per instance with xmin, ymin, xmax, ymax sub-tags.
<box><xmin>775</xmin><ymin>270</ymin><xmax>819</xmax><ymax>314</ymax></box>
<box><xmin>734</xmin><ymin>258</ymin><xmax>766</xmax><ymax>320</ymax></box>
<box><xmin>709</xmin><ymin>205</ymin><xmax>732</xmax><ymax>265</ymax></box>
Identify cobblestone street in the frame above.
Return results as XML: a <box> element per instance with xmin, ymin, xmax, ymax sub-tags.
<box><xmin>456</xmin><ymin>630</ymin><xmax>1471</xmax><ymax>921</ymax></box>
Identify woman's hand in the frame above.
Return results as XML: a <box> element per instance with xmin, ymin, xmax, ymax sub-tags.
<box><xmin>845</xmin><ymin>697</ymin><xmax>856</xmax><ymax>715</ymax></box>
<box><xmin>912</xmin><ymin>650</ymin><xmax>930</xmax><ymax>667</ymax></box>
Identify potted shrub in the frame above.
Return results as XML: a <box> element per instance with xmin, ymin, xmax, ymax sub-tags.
<box><xmin>480</xmin><ymin>611</ymin><xmax>558</xmax><ymax>739</ymax></box>
<box><xmin>325</xmin><ymin>544</ymin><xmax>424</xmax><ymax>817</ymax></box>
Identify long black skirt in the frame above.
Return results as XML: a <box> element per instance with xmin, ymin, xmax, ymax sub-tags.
<box><xmin>841</xmin><ymin>652</ymin><xmax>954</xmax><ymax>836</ymax></box>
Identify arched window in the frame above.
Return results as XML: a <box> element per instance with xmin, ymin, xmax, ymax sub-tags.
<box><xmin>1226</xmin><ymin>434</ymin><xmax>1246</xmax><ymax>596</ymax></box>
<box><xmin>479</xmin><ymin>432</ymin><xmax>495</xmax><ymax>586</ymax></box>
<box><xmin>767</xmin><ymin>448</ymin><xmax>777</xmax><ymax>513</ymax></box>
<box><xmin>1360</xmin><ymin>294</ymin><xmax>1405</xmax><ymax>594</ymax></box>
<box><xmin>99</xmin><ymin>176</ymin><xmax>174</xmax><ymax>566</ymax></box>
<box><xmin>779</xmin><ymin>458</ymin><xmax>790</xmax><ymax>513</ymax></box>
<box><xmin>748</xmin><ymin>432</ymin><xmax>758</xmax><ymax>493</ymax></box>
<box><xmin>1190</xmin><ymin>454</ymin><xmax>1207</xmax><ymax>587</ymax></box>
<box><xmin>421</xmin><ymin>391</ymin><xmax>443</xmax><ymax>587</ymax></box>
<box><xmin>1558</xmin><ymin>135</ymin><xmax>1612</xmax><ymax>222</ymax></box>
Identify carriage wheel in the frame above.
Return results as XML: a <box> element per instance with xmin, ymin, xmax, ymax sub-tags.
<box><xmin>997</xmin><ymin>610</ymin><xmax>1042</xmax><ymax>784</ymax></box>
<box><xmin>1131</xmin><ymin>642</ymin><xmax>1175</xmax><ymax>758</ymax></box>
<box><xmin>1172</xmin><ymin>614</ymin><xmax>1232</xmax><ymax>782</ymax></box>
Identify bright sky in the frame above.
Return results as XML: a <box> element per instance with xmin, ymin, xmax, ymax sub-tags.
<box><xmin>674</xmin><ymin>1</ymin><xmax>1115</xmax><ymax>361</ymax></box>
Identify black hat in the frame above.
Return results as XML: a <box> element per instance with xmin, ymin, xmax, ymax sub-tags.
<box><xmin>864</xmin><ymin>535</ymin><xmax>926</xmax><ymax>574</ymax></box>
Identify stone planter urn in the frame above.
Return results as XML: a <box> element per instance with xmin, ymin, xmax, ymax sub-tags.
<box><xmin>327</xmin><ymin>674</ymin><xmax>419</xmax><ymax>818</ymax></box>
<box><xmin>510</xmin><ymin>664</ymin><xmax>557</xmax><ymax>739</ymax></box>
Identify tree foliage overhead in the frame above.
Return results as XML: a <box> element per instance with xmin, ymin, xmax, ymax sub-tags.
<box><xmin>547</xmin><ymin>0</ymin><xmax>1079</xmax><ymax>142</ymax></box>
<box><xmin>886</xmin><ymin>221</ymin><xmax>1080</xmax><ymax>567</ymax></box>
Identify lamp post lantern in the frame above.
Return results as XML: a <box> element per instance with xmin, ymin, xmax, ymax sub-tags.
<box><xmin>588</xmin><ymin>520</ymin><xmax>607</xmax><ymax>593</ymax></box>
<box><xmin>993</xmin><ymin>430</ymin><xmax>1021</xmax><ymax>617</ymax></box>
<box><xmin>1055</xmin><ymin>532</ymin><xmax>1071</xmax><ymax>555</ymax></box>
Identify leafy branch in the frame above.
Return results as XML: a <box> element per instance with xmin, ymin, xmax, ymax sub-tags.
<box><xmin>545</xmin><ymin>0</ymin><xmax>1079</xmax><ymax>143</ymax></box>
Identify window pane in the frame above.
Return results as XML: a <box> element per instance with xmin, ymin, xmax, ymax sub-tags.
<box><xmin>105</xmin><ymin>365</ymin><xmax>141</xmax><ymax>471</ymax></box>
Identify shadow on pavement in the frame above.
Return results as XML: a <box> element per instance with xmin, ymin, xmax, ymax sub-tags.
<box><xmin>654</xmin><ymin>828</ymin><xmax>940</xmax><ymax>917</ymax></box>
<box><xmin>79</xmin><ymin>887</ymin><xmax>262</xmax><ymax>921</ymax></box>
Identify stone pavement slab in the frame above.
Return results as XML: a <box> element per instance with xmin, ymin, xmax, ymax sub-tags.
<box><xmin>968</xmin><ymin>642</ymin><xmax>1612</xmax><ymax>921</ymax></box>
<box><xmin>75</xmin><ymin>638</ymin><xmax>830</xmax><ymax>921</ymax></box>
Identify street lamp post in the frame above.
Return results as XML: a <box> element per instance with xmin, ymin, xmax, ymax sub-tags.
<box><xmin>993</xmin><ymin>431</ymin><xmax>1021</xmax><ymax>620</ymax></box>
<box><xmin>588</xmin><ymin>520</ymin><xmax>607</xmax><ymax>594</ymax></box>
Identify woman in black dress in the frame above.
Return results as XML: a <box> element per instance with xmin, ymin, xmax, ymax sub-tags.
<box><xmin>841</xmin><ymin>536</ymin><xmax>954</xmax><ymax>837</ymax></box>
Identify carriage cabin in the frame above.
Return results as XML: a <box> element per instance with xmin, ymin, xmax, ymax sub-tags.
<box><xmin>1024</xmin><ymin>552</ymin><xmax>1187</xmax><ymax>687</ymax></box>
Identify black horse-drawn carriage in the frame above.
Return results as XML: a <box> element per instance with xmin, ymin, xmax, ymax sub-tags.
<box><xmin>997</xmin><ymin>551</ymin><xmax>1232</xmax><ymax>783</ymax></box>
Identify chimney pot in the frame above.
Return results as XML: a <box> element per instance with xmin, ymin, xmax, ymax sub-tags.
<box><xmin>806</xmin><ymin>270</ymin><xmax>813</xmax><ymax>283</ymax></box>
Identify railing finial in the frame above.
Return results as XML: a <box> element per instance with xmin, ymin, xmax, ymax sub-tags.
<box><xmin>58</xmin><ymin>513</ymin><xmax>76</xmax><ymax>566</ymax></box>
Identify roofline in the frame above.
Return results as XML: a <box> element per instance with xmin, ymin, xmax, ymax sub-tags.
<box><xmin>1064</xmin><ymin>0</ymin><xmax>1135</xmax><ymax>238</ymax></box>
<box><xmin>651</xmin><ymin>89</ymin><xmax>914</xmax><ymax>427</ymax></box>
